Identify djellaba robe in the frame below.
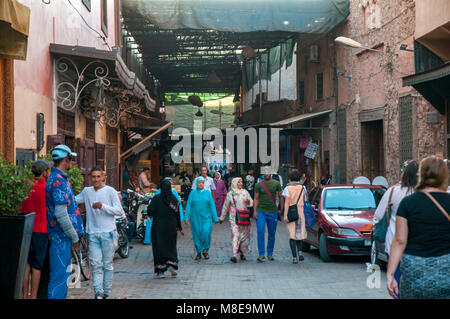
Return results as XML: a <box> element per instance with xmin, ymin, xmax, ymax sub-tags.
<box><xmin>219</xmin><ymin>178</ymin><xmax>253</xmax><ymax>257</ymax></box>
<box><xmin>185</xmin><ymin>177</ymin><xmax>219</xmax><ymax>254</ymax></box>
<box><xmin>214</xmin><ymin>177</ymin><xmax>227</xmax><ymax>217</ymax></box>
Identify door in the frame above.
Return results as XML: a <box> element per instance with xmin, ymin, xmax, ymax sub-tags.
<box><xmin>150</xmin><ymin>150</ymin><xmax>160</xmax><ymax>186</ymax></box>
<box><xmin>105</xmin><ymin>145</ymin><xmax>119</xmax><ymax>190</ymax></box>
<box><xmin>361</xmin><ymin>120</ymin><xmax>384</xmax><ymax>181</ymax></box>
<box><xmin>76</xmin><ymin>138</ymin><xmax>95</xmax><ymax>186</ymax></box>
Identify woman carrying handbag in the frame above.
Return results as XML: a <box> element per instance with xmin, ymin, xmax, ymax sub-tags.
<box><xmin>282</xmin><ymin>170</ymin><xmax>308</xmax><ymax>264</ymax></box>
<box><xmin>387</xmin><ymin>156</ymin><xmax>450</xmax><ymax>299</ymax></box>
<box><xmin>219</xmin><ymin>177</ymin><xmax>253</xmax><ymax>263</ymax></box>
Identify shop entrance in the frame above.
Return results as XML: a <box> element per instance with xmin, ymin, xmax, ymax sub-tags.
<box><xmin>361</xmin><ymin>120</ymin><xmax>384</xmax><ymax>181</ymax></box>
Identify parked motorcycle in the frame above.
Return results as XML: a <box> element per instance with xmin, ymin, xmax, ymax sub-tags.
<box><xmin>123</xmin><ymin>189</ymin><xmax>153</xmax><ymax>241</ymax></box>
<box><xmin>115</xmin><ymin>216</ymin><xmax>129</xmax><ymax>258</ymax></box>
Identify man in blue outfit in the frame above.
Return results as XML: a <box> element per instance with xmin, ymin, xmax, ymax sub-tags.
<box><xmin>46</xmin><ymin>145</ymin><xmax>84</xmax><ymax>299</ymax></box>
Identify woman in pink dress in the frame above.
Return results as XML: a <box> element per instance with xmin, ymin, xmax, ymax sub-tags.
<box><xmin>213</xmin><ymin>172</ymin><xmax>227</xmax><ymax>217</ymax></box>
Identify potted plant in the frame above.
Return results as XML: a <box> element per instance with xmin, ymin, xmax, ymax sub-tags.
<box><xmin>0</xmin><ymin>154</ymin><xmax>36</xmax><ymax>299</ymax></box>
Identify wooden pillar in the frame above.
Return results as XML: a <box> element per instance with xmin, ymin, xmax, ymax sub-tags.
<box><xmin>0</xmin><ymin>58</ymin><xmax>15</xmax><ymax>162</ymax></box>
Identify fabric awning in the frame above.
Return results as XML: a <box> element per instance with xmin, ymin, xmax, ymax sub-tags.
<box><xmin>269</xmin><ymin>109</ymin><xmax>333</xmax><ymax>126</ymax></box>
<box><xmin>122</xmin><ymin>0</ymin><xmax>350</xmax><ymax>33</ymax></box>
<box><xmin>403</xmin><ymin>62</ymin><xmax>450</xmax><ymax>114</ymax></box>
<box><xmin>0</xmin><ymin>0</ymin><xmax>31</xmax><ymax>60</ymax></box>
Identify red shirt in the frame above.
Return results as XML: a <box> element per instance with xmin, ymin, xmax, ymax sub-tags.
<box><xmin>20</xmin><ymin>178</ymin><xmax>47</xmax><ymax>233</ymax></box>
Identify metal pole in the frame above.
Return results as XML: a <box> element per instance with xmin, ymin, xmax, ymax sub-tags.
<box><xmin>259</xmin><ymin>57</ymin><xmax>263</xmax><ymax>122</ymax></box>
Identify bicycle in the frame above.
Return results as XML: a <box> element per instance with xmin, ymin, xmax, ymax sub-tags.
<box><xmin>75</xmin><ymin>233</ymin><xmax>91</xmax><ymax>281</ymax></box>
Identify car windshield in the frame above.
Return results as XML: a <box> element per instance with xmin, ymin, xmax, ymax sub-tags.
<box><xmin>323</xmin><ymin>188</ymin><xmax>383</xmax><ymax>212</ymax></box>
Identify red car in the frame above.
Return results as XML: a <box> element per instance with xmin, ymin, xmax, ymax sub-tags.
<box><xmin>302</xmin><ymin>185</ymin><xmax>386</xmax><ymax>262</ymax></box>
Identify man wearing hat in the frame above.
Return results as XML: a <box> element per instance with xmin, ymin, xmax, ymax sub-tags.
<box><xmin>20</xmin><ymin>160</ymin><xmax>52</xmax><ymax>299</ymax></box>
<box><xmin>46</xmin><ymin>145</ymin><xmax>84</xmax><ymax>299</ymax></box>
<box><xmin>253</xmin><ymin>166</ymin><xmax>283</xmax><ymax>262</ymax></box>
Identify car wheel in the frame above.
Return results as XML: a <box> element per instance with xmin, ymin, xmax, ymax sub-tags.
<box><xmin>301</xmin><ymin>241</ymin><xmax>311</xmax><ymax>252</ymax></box>
<box><xmin>319</xmin><ymin>233</ymin><xmax>333</xmax><ymax>262</ymax></box>
<box><xmin>370</xmin><ymin>240</ymin><xmax>386</xmax><ymax>269</ymax></box>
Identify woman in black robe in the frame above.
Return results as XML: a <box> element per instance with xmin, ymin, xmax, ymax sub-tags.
<box><xmin>148</xmin><ymin>179</ymin><xmax>182</xmax><ymax>279</ymax></box>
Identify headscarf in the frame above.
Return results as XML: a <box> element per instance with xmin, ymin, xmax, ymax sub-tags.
<box><xmin>160</xmin><ymin>179</ymin><xmax>179</xmax><ymax>209</ymax></box>
<box><xmin>231</xmin><ymin>177</ymin><xmax>243</xmax><ymax>195</ymax></box>
<box><xmin>214</xmin><ymin>171</ymin><xmax>221</xmax><ymax>180</ymax></box>
<box><xmin>195</xmin><ymin>176</ymin><xmax>205</xmax><ymax>191</ymax></box>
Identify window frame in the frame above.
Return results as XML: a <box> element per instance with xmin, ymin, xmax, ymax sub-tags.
<box><xmin>82</xmin><ymin>0</ymin><xmax>91</xmax><ymax>12</ymax></box>
<box><xmin>101</xmin><ymin>0</ymin><xmax>108</xmax><ymax>37</ymax></box>
<box><xmin>316</xmin><ymin>72</ymin><xmax>323</xmax><ymax>100</ymax></box>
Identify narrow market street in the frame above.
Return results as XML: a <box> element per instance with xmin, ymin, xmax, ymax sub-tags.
<box><xmin>68</xmin><ymin>221</ymin><xmax>389</xmax><ymax>299</ymax></box>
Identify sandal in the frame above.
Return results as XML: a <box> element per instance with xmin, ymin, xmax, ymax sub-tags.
<box><xmin>195</xmin><ymin>253</ymin><xmax>201</xmax><ymax>261</ymax></box>
<box><xmin>230</xmin><ymin>256</ymin><xmax>237</xmax><ymax>263</ymax></box>
<box><xmin>202</xmin><ymin>252</ymin><xmax>210</xmax><ymax>260</ymax></box>
<box><xmin>293</xmin><ymin>257</ymin><xmax>298</xmax><ymax>264</ymax></box>
<box><xmin>240</xmin><ymin>254</ymin><xmax>246</xmax><ymax>261</ymax></box>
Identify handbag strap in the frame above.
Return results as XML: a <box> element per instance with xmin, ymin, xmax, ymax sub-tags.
<box><xmin>259</xmin><ymin>181</ymin><xmax>277</xmax><ymax>207</ymax></box>
<box><xmin>294</xmin><ymin>186</ymin><xmax>304</xmax><ymax>205</ymax></box>
<box><xmin>423</xmin><ymin>191</ymin><xmax>450</xmax><ymax>222</ymax></box>
<box><xmin>385</xmin><ymin>187</ymin><xmax>395</xmax><ymax>226</ymax></box>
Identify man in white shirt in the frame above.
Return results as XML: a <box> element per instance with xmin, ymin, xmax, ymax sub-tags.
<box><xmin>75</xmin><ymin>166</ymin><xmax>123</xmax><ymax>299</ymax></box>
<box><xmin>192</xmin><ymin>165</ymin><xmax>216</xmax><ymax>201</ymax></box>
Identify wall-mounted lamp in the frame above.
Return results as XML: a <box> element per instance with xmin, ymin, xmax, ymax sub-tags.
<box><xmin>399</xmin><ymin>44</ymin><xmax>414</xmax><ymax>52</ymax></box>
<box><xmin>335</xmin><ymin>36</ymin><xmax>383</xmax><ymax>52</ymax></box>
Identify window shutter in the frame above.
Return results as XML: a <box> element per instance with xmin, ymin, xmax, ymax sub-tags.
<box><xmin>46</xmin><ymin>134</ymin><xmax>65</xmax><ymax>154</ymax></box>
<box><xmin>95</xmin><ymin>143</ymin><xmax>105</xmax><ymax>170</ymax></box>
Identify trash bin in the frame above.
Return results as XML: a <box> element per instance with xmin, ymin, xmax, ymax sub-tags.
<box><xmin>144</xmin><ymin>217</ymin><xmax>153</xmax><ymax>245</ymax></box>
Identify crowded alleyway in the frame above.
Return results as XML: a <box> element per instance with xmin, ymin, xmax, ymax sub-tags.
<box><xmin>68</xmin><ymin>222</ymin><xmax>389</xmax><ymax>299</ymax></box>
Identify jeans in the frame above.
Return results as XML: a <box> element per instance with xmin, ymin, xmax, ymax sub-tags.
<box><xmin>256</xmin><ymin>209</ymin><xmax>278</xmax><ymax>256</ymax></box>
<box><xmin>127</xmin><ymin>221</ymin><xmax>136</xmax><ymax>242</ymax></box>
<box><xmin>88</xmin><ymin>231</ymin><xmax>116</xmax><ymax>297</ymax></box>
<box><xmin>48</xmin><ymin>236</ymin><xmax>72</xmax><ymax>299</ymax></box>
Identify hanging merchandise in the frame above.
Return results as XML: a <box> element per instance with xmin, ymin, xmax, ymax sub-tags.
<box><xmin>299</xmin><ymin>137</ymin><xmax>312</xmax><ymax>149</ymax></box>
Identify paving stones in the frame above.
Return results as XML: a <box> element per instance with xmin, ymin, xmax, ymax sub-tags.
<box><xmin>68</xmin><ymin>221</ymin><xmax>390</xmax><ymax>299</ymax></box>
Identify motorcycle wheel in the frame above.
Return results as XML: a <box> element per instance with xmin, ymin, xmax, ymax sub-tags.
<box><xmin>118</xmin><ymin>245</ymin><xmax>129</xmax><ymax>258</ymax></box>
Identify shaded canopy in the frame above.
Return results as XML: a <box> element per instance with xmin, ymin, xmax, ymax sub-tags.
<box><xmin>121</xmin><ymin>0</ymin><xmax>350</xmax><ymax>93</ymax></box>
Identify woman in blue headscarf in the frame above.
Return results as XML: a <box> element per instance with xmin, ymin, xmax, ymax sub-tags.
<box><xmin>185</xmin><ymin>176</ymin><xmax>219</xmax><ymax>260</ymax></box>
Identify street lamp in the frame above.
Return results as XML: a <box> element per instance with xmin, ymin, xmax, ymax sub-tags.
<box><xmin>334</xmin><ymin>36</ymin><xmax>382</xmax><ymax>52</ymax></box>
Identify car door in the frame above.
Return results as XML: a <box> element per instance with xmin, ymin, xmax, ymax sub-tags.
<box><xmin>305</xmin><ymin>187</ymin><xmax>321</xmax><ymax>247</ymax></box>
<box><xmin>309</xmin><ymin>187</ymin><xmax>323</xmax><ymax>246</ymax></box>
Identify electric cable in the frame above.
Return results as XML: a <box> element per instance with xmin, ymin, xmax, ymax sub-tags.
<box><xmin>66</xmin><ymin>0</ymin><xmax>111</xmax><ymax>51</ymax></box>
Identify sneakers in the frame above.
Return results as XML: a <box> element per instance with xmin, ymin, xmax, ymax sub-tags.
<box><xmin>103</xmin><ymin>295</ymin><xmax>108</xmax><ymax>299</ymax></box>
<box><xmin>169</xmin><ymin>267</ymin><xmax>178</xmax><ymax>277</ymax></box>
<box><xmin>267</xmin><ymin>255</ymin><xmax>274</xmax><ymax>261</ymax></box>
<box><xmin>240</xmin><ymin>254</ymin><xmax>246</xmax><ymax>261</ymax></box>
<box><xmin>257</xmin><ymin>255</ymin><xmax>265</xmax><ymax>262</ymax></box>
<box><xmin>230</xmin><ymin>256</ymin><xmax>237</xmax><ymax>263</ymax></box>
<box><xmin>95</xmin><ymin>293</ymin><xmax>103</xmax><ymax>299</ymax></box>
<box><xmin>153</xmin><ymin>273</ymin><xmax>166</xmax><ymax>279</ymax></box>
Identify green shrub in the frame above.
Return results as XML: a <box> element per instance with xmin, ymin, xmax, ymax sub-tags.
<box><xmin>0</xmin><ymin>154</ymin><xmax>35</xmax><ymax>216</ymax></box>
<box><xmin>39</xmin><ymin>152</ymin><xmax>84</xmax><ymax>195</ymax></box>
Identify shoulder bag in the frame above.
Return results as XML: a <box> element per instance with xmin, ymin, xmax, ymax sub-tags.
<box><xmin>423</xmin><ymin>191</ymin><xmax>450</xmax><ymax>222</ymax></box>
<box><xmin>302</xmin><ymin>188</ymin><xmax>316</xmax><ymax>228</ymax></box>
<box><xmin>373</xmin><ymin>187</ymin><xmax>394</xmax><ymax>242</ymax></box>
<box><xmin>232</xmin><ymin>194</ymin><xmax>251</xmax><ymax>226</ymax></box>
<box><xmin>287</xmin><ymin>186</ymin><xmax>304</xmax><ymax>222</ymax></box>
<box><xmin>259</xmin><ymin>181</ymin><xmax>281</xmax><ymax>221</ymax></box>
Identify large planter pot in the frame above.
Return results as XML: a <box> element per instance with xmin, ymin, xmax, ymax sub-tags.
<box><xmin>0</xmin><ymin>212</ymin><xmax>35</xmax><ymax>299</ymax></box>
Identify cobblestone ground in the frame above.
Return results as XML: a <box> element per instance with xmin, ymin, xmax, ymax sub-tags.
<box><xmin>68</xmin><ymin>221</ymin><xmax>390</xmax><ymax>299</ymax></box>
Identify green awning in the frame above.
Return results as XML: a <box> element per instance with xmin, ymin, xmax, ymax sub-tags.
<box><xmin>122</xmin><ymin>0</ymin><xmax>350</xmax><ymax>33</ymax></box>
